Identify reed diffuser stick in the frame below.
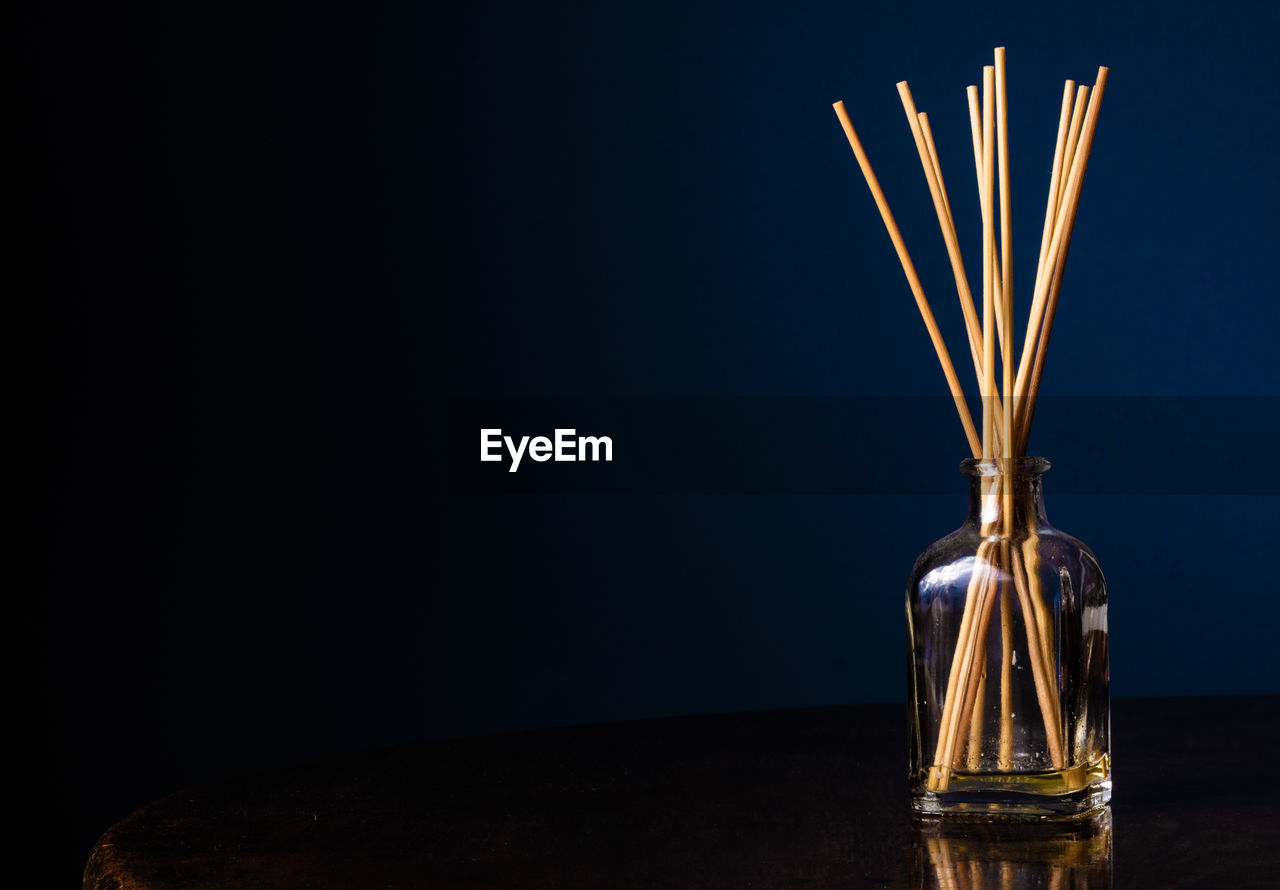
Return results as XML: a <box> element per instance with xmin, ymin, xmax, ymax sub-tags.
<box><xmin>831</xmin><ymin>101</ymin><xmax>982</xmax><ymax>456</ymax></box>
<box><xmin>965</xmin><ymin>641</ymin><xmax>988</xmax><ymax>769</ymax></box>
<box><xmin>920</xmin><ymin>111</ymin><xmax>982</xmax><ymax>378</ymax></box>
<box><xmin>963</xmin><ymin>86</ymin><xmax>1011</xmax><ymax>387</ymax></box>
<box><xmin>931</xmin><ymin>540</ymin><xmax>996</xmax><ymax>787</ymax></box>
<box><xmin>1035</xmin><ymin>82</ymin><xmax>1076</xmax><ymax>296</ymax></box>
<box><xmin>1022</xmin><ymin>524</ymin><xmax>1061</xmax><ymax>742</ymax></box>
<box><xmin>998</xmin><ymin>548</ymin><xmax>1015</xmax><ymax>769</ymax></box>
<box><xmin>896</xmin><ymin>84</ymin><xmax>983</xmax><ymax>377</ymax></box>
<box><xmin>995</xmin><ymin>48</ymin><xmax>1013</xmax><ymax>422</ymax></box>
<box><xmin>981</xmin><ymin>65</ymin><xmax>996</xmax><ymax>460</ymax></box>
<box><xmin>994</xmin><ymin>48</ymin><xmax>1016</xmax><ymax>771</ymax></box>
<box><xmin>1021</xmin><ymin>69</ymin><xmax>1109</xmax><ymax>441</ymax></box>
<box><xmin>916</xmin><ymin>105</ymin><xmax>1010</xmax><ymax>456</ymax></box>
<box><xmin>947</xmin><ymin>539</ymin><xmax>1004</xmax><ymax>769</ymax></box>
<box><xmin>1011</xmin><ymin>547</ymin><xmax>1065</xmax><ymax>767</ymax></box>
<box><xmin>1021</xmin><ymin>246</ymin><xmax>1069</xmax><ymax>448</ymax></box>
<box><xmin>1014</xmin><ymin>71</ymin><xmax>1106</xmax><ymax>437</ymax></box>
<box><xmin>1017</xmin><ymin>85</ymin><xmax>1088</xmax><ymax>410</ymax></box>
<box><xmin>1056</xmin><ymin>85</ymin><xmax>1091</xmax><ymax>218</ymax></box>
<box><xmin>966</xmin><ymin>86</ymin><xmax>982</xmax><ymax>189</ymax></box>
<box><xmin>962</xmin><ymin>79</ymin><xmax>1009</xmax><ymax>412</ymax></box>
<box><xmin>917</xmin><ymin>113</ymin><xmax>953</xmax><ymax>222</ymax></box>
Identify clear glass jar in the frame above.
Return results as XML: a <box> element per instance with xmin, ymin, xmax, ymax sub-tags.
<box><xmin>907</xmin><ymin>457</ymin><xmax>1110</xmax><ymax>817</ymax></box>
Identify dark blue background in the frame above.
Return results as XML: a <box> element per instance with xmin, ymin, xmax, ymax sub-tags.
<box><xmin>20</xmin><ymin>0</ymin><xmax>1279</xmax><ymax>879</ymax></box>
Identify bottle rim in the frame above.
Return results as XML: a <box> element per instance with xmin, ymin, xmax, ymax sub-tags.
<box><xmin>960</xmin><ymin>456</ymin><xmax>1051</xmax><ymax>477</ymax></box>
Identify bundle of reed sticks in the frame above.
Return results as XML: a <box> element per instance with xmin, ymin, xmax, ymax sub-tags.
<box><xmin>832</xmin><ymin>49</ymin><xmax>1108</xmax><ymax>789</ymax></box>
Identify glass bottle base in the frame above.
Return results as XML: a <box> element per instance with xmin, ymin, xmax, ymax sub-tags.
<box><xmin>912</xmin><ymin>755</ymin><xmax>1111</xmax><ymax>820</ymax></box>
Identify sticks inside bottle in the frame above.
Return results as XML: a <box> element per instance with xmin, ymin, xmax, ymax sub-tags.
<box><xmin>832</xmin><ymin>49</ymin><xmax>1108</xmax><ymax>789</ymax></box>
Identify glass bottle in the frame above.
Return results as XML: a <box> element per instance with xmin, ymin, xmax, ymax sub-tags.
<box><xmin>907</xmin><ymin>456</ymin><xmax>1110</xmax><ymax>817</ymax></box>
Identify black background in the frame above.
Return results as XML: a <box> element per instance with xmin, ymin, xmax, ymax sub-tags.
<box><xmin>19</xmin><ymin>0</ymin><xmax>1280</xmax><ymax>881</ymax></box>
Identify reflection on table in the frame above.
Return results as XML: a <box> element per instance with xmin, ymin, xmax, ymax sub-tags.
<box><xmin>912</xmin><ymin>807</ymin><xmax>1112</xmax><ymax>889</ymax></box>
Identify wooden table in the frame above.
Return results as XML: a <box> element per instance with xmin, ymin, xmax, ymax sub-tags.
<box><xmin>85</xmin><ymin>696</ymin><xmax>1278</xmax><ymax>888</ymax></box>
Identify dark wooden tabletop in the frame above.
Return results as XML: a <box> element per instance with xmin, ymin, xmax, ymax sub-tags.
<box><xmin>85</xmin><ymin>696</ymin><xmax>1279</xmax><ymax>889</ymax></box>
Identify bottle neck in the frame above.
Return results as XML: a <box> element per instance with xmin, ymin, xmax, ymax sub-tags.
<box><xmin>963</xmin><ymin>469</ymin><xmax>1050</xmax><ymax>534</ymax></box>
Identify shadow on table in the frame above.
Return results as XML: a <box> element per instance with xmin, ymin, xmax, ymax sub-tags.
<box><xmin>911</xmin><ymin>808</ymin><xmax>1113</xmax><ymax>889</ymax></box>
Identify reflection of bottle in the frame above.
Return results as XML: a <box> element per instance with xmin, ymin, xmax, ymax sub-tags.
<box><xmin>908</xmin><ymin>457</ymin><xmax>1110</xmax><ymax>817</ymax></box>
<box><xmin>912</xmin><ymin>807</ymin><xmax>1113</xmax><ymax>889</ymax></box>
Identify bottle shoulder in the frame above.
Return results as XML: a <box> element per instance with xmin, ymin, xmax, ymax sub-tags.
<box><xmin>908</xmin><ymin>522</ymin><xmax>1107</xmax><ymax>589</ymax></box>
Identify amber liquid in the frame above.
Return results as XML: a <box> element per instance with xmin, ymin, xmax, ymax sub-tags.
<box><xmin>913</xmin><ymin>755</ymin><xmax>1111</xmax><ymax>818</ymax></box>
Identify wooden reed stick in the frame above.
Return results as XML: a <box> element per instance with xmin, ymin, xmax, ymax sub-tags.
<box><xmin>930</xmin><ymin>537</ymin><xmax>997</xmax><ymax>788</ymax></box>
<box><xmin>998</xmin><ymin>543</ymin><xmax>1015</xmax><ymax>770</ymax></box>
<box><xmin>981</xmin><ymin>66</ymin><xmax>996</xmax><ymax>460</ymax></box>
<box><xmin>931</xmin><ymin>474</ymin><xmax>1010</xmax><ymax>788</ymax></box>
<box><xmin>921</xmin><ymin>111</ymin><xmax>979</xmax><ymax>377</ymax></box>
<box><xmin>1013</xmin><ymin>72</ymin><xmax>1106</xmax><ymax>439</ymax></box>
<box><xmin>832</xmin><ymin>101</ymin><xmax>982</xmax><ymax>456</ymax></box>
<box><xmin>1019</xmin><ymin>68</ymin><xmax>1108</xmax><ymax>441</ymax></box>
<box><xmin>917</xmin><ymin>113</ymin><xmax>953</xmax><ymax>221</ymax></box>
<box><xmin>1016</xmin><ymin>85</ymin><xmax>1088</xmax><ymax>414</ymax></box>
<box><xmin>1034</xmin><ymin>82</ymin><xmax>1076</xmax><ymax>298</ymax></box>
<box><xmin>1021</xmin><ymin>529</ymin><xmax>1060</xmax><ymax>728</ymax></box>
<box><xmin>929</xmin><ymin>68</ymin><xmax>1002</xmax><ymax>788</ymax></box>
<box><xmin>964</xmin><ymin>88</ymin><xmax>992</xmax><ymax>262</ymax></box>
<box><xmin>896</xmin><ymin>83</ymin><xmax>983</xmax><ymax>379</ymax></box>
<box><xmin>1011</xmin><ymin>546</ymin><xmax>1065</xmax><ymax>767</ymax></box>
<box><xmin>918</xmin><ymin>105</ymin><xmax>1010</xmax><ymax>458</ymax></box>
<box><xmin>995</xmin><ymin>48</ymin><xmax>1013</xmax><ymax>454</ymax></box>
<box><xmin>960</xmin><ymin>87</ymin><xmax>1010</xmax><ymax>409</ymax></box>
<box><xmin>965</xmin><ymin>641</ymin><xmax>988</xmax><ymax>769</ymax></box>
<box><xmin>929</xmin><ymin>569</ymin><xmax>983</xmax><ymax>787</ymax></box>
<box><xmin>1020</xmin><ymin>237</ymin><xmax>1068</xmax><ymax>448</ymax></box>
<box><xmin>1056</xmin><ymin>85</ymin><xmax>1090</xmax><ymax>216</ymax></box>
<box><xmin>962</xmin><ymin>524</ymin><xmax>1007</xmax><ymax>773</ymax></box>
<box><xmin>994</xmin><ymin>49</ymin><xmax>1018</xmax><ymax>773</ymax></box>
<box><xmin>948</xmin><ymin>537</ymin><xmax>1004</xmax><ymax>770</ymax></box>
<box><xmin>923</xmin><ymin>108</ymin><xmax>1015</xmax><ymax>396</ymax></box>
<box><xmin>966</xmin><ymin>86</ymin><xmax>982</xmax><ymax>195</ymax></box>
